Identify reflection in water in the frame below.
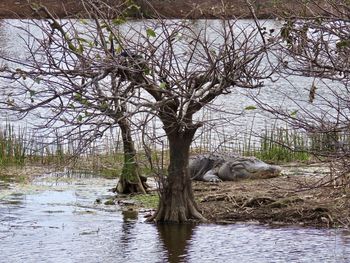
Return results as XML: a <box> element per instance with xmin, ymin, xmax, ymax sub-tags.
<box><xmin>120</xmin><ymin>210</ymin><xmax>139</xmax><ymax>253</ymax></box>
<box><xmin>157</xmin><ymin>223</ymin><xmax>196</xmax><ymax>263</ymax></box>
<box><xmin>0</xmin><ymin>173</ymin><xmax>350</xmax><ymax>263</ymax></box>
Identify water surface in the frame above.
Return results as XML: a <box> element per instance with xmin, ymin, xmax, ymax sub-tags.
<box><xmin>1</xmin><ymin>172</ymin><xmax>349</xmax><ymax>263</ymax></box>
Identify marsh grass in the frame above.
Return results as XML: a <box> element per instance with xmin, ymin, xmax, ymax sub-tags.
<box><xmin>253</xmin><ymin>127</ymin><xmax>310</xmax><ymax>163</ymax></box>
<box><xmin>308</xmin><ymin>130</ymin><xmax>350</xmax><ymax>155</ymax></box>
<box><xmin>0</xmin><ymin>123</ymin><xmax>76</xmax><ymax>169</ymax></box>
<box><xmin>190</xmin><ymin>126</ymin><xmax>350</xmax><ymax>164</ymax></box>
<box><xmin>190</xmin><ymin>126</ymin><xmax>311</xmax><ymax>163</ymax></box>
<box><xmin>2</xmin><ymin>121</ymin><xmax>348</xmax><ymax>176</ymax></box>
<box><xmin>0</xmin><ymin>124</ymin><xmax>26</xmax><ymax>166</ymax></box>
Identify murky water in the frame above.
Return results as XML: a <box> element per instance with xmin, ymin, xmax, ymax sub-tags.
<box><xmin>1</xmin><ymin>172</ymin><xmax>350</xmax><ymax>263</ymax></box>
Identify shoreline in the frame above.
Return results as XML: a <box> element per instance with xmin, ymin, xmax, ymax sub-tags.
<box><xmin>1</xmin><ymin>163</ymin><xmax>349</xmax><ymax>229</ymax></box>
<box><xmin>0</xmin><ymin>0</ymin><xmax>316</xmax><ymax>20</ymax></box>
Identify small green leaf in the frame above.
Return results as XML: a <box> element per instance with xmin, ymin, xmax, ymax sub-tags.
<box><xmin>101</xmin><ymin>101</ymin><xmax>109</xmax><ymax>110</ymax></box>
<box><xmin>159</xmin><ymin>82</ymin><xmax>167</xmax><ymax>89</ymax></box>
<box><xmin>144</xmin><ymin>67</ymin><xmax>151</xmax><ymax>75</ymax></box>
<box><xmin>108</xmin><ymin>33</ymin><xmax>114</xmax><ymax>42</ymax></box>
<box><xmin>209</xmin><ymin>49</ymin><xmax>216</xmax><ymax>57</ymax></box>
<box><xmin>244</xmin><ymin>106</ymin><xmax>257</xmax><ymax>110</ymax></box>
<box><xmin>76</xmin><ymin>44</ymin><xmax>84</xmax><ymax>54</ymax></box>
<box><xmin>79</xmin><ymin>19</ymin><xmax>88</xmax><ymax>25</ymax></box>
<box><xmin>78</xmin><ymin>115</ymin><xmax>83</xmax><ymax>122</ymax></box>
<box><xmin>115</xmin><ymin>45</ymin><xmax>122</xmax><ymax>54</ymax></box>
<box><xmin>280</xmin><ymin>27</ymin><xmax>290</xmax><ymax>40</ymax></box>
<box><xmin>101</xmin><ymin>23</ymin><xmax>108</xmax><ymax>29</ymax></box>
<box><xmin>29</xmin><ymin>90</ymin><xmax>35</xmax><ymax>97</ymax></box>
<box><xmin>146</xmin><ymin>28</ymin><xmax>156</xmax><ymax>38</ymax></box>
<box><xmin>336</xmin><ymin>40</ymin><xmax>350</xmax><ymax>49</ymax></box>
<box><xmin>30</xmin><ymin>3</ymin><xmax>40</xmax><ymax>11</ymax></box>
<box><xmin>34</xmin><ymin>78</ymin><xmax>41</xmax><ymax>84</ymax></box>
<box><xmin>77</xmin><ymin>37</ymin><xmax>89</xmax><ymax>44</ymax></box>
<box><xmin>290</xmin><ymin>110</ymin><xmax>298</xmax><ymax>117</ymax></box>
<box><xmin>74</xmin><ymin>93</ymin><xmax>81</xmax><ymax>100</ymax></box>
<box><xmin>127</xmin><ymin>4</ymin><xmax>140</xmax><ymax>10</ymax></box>
<box><xmin>68</xmin><ymin>42</ymin><xmax>77</xmax><ymax>52</ymax></box>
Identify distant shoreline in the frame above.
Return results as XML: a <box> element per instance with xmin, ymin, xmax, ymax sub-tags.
<box><xmin>0</xmin><ymin>0</ymin><xmax>308</xmax><ymax>20</ymax></box>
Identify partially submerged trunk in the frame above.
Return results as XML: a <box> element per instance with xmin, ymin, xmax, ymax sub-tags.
<box><xmin>116</xmin><ymin>118</ymin><xmax>147</xmax><ymax>194</ymax></box>
<box><xmin>149</xmin><ymin>129</ymin><xmax>206</xmax><ymax>223</ymax></box>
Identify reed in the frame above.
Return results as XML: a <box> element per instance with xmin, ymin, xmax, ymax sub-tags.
<box><xmin>253</xmin><ymin>127</ymin><xmax>310</xmax><ymax>163</ymax></box>
<box><xmin>2</xmin><ymin>119</ymin><xmax>348</xmax><ymax>172</ymax></box>
<box><xmin>0</xmin><ymin>123</ymin><xmax>26</xmax><ymax>166</ymax></box>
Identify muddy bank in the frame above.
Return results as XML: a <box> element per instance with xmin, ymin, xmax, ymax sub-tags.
<box><xmin>195</xmin><ymin>164</ymin><xmax>350</xmax><ymax>228</ymax></box>
<box><xmin>117</xmin><ymin>163</ymin><xmax>350</xmax><ymax>228</ymax></box>
<box><xmin>0</xmin><ymin>0</ymin><xmax>320</xmax><ymax>19</ymax></box>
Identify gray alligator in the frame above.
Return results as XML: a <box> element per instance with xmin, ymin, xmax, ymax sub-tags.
<box><xmin>189</xmin><ymin>154</ymin><xmax>281</xmax><ymax>182</ymax></box>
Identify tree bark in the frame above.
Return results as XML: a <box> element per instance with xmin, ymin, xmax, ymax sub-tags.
<box><xmin>149</xmin><ymin>129</ymin><xmax>206</xmax><ymax>223</ymax></box>
<box><xmin>116</xmin><ymin>118</ymin><xmax>147</xmax><ymax>194</ymax></box>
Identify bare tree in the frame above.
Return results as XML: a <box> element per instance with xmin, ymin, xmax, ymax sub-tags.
<box><xmin>115</xmin><ymin>19</ymin><xmax>276</xmax><ymax>221</ymax></box>
<box><xmin>0</xmin><ymin>1</ymin><xmax>148</xmax><ymax>193</ymax></box>
<box><xmin>0</xmin><ymin>0</ymin><xmax>276</xmax><ymax>222</ymax></box>
<box><xmin>254</xmin><ymin>0</ymin><xmax>350</xmax><ymax>184</ymax></box>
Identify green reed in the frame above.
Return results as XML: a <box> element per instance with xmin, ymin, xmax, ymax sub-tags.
<box><xmin>253</xmin><ymin>127</ymin><xmax>310</xmax><ymax>163</ymax></box>
<box><xmin>2</xmin><ymin>119</ymin><xmax>348</xmax><ymax>171</ymax></box>
<box><xmin>0</xmin><ymin>123</ymin><xmax>26</xmax><ymax>166</ymax></box>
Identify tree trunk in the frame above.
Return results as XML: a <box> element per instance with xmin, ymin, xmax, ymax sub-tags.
<box><xmin>116</xmin><ymin>118</ymin><xmax>147</xmax><ymax>194</ymax></box>
<box><xmin>149</xmin><ymin>130</ymin><xmax>206</xmax><ymax>223</ymax></box>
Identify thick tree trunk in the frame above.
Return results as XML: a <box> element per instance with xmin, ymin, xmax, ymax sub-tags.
<box><xmin>149</xmin><ymin>130</ymin><xmax>206</xmax><ymax>223</ymax></box>
<box><xmin>116</xmin><ymin>119</ymin><xmax>147</xmax><ymax>194</ymax></box>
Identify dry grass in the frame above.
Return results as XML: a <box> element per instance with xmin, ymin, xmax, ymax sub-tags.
<box><xmin>195</xmin><ymin>167</ymin><xmax>350</xmax><ymax>228</ymax></box>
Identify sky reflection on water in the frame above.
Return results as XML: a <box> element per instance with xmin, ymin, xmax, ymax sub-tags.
<box><xmin>0</xmin><ymin>173</ymin><xmax>349</xmax><ymax>263</ymax></box>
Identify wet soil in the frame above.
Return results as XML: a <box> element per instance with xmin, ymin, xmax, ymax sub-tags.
<box><xmin>195</xmin><ymin>164</ymin><xmax>350</xmax><ymax>228</ymax></box>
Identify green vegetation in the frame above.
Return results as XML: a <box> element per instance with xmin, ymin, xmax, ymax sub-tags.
<box><xmin>0</xmin><ymin>124</ymin><xmax>26</xmax><ymax>166</ymax></box>
<box><xmin>254</xmin><ymin>128</ymin><xmax>310</xmax><ymax>163</ymax></box>
<box><xmin>132</xmin><ymin>193</ymin><xmax>159</xmax><ymax>209</ymax></box>
<box><xmin>1</xmin><ymin>121</ymin><xmax>348</xmax><ymax>175</ymax></box>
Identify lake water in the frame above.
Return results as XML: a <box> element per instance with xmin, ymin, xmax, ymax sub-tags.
<box><xmin>0</xmin><ymin>172</ymin><xmax>349</xmax><ymax>263</ymax></box>
<box><xmin>0</xmin><ymin>19</ymin><xmax>343</xmax><ymax>153</ymax></box>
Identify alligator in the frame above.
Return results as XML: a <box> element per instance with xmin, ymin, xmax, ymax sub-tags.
<box><xmin>189</xmin><ymin>154</ymin><xmax>281</xmax><ymax>182</ymax></box>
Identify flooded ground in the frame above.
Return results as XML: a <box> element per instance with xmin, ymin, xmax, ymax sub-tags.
<box><xmin>1</xmin><ymin>172</ymin><xmax>350</xmax><ymax>263</ymax></box>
